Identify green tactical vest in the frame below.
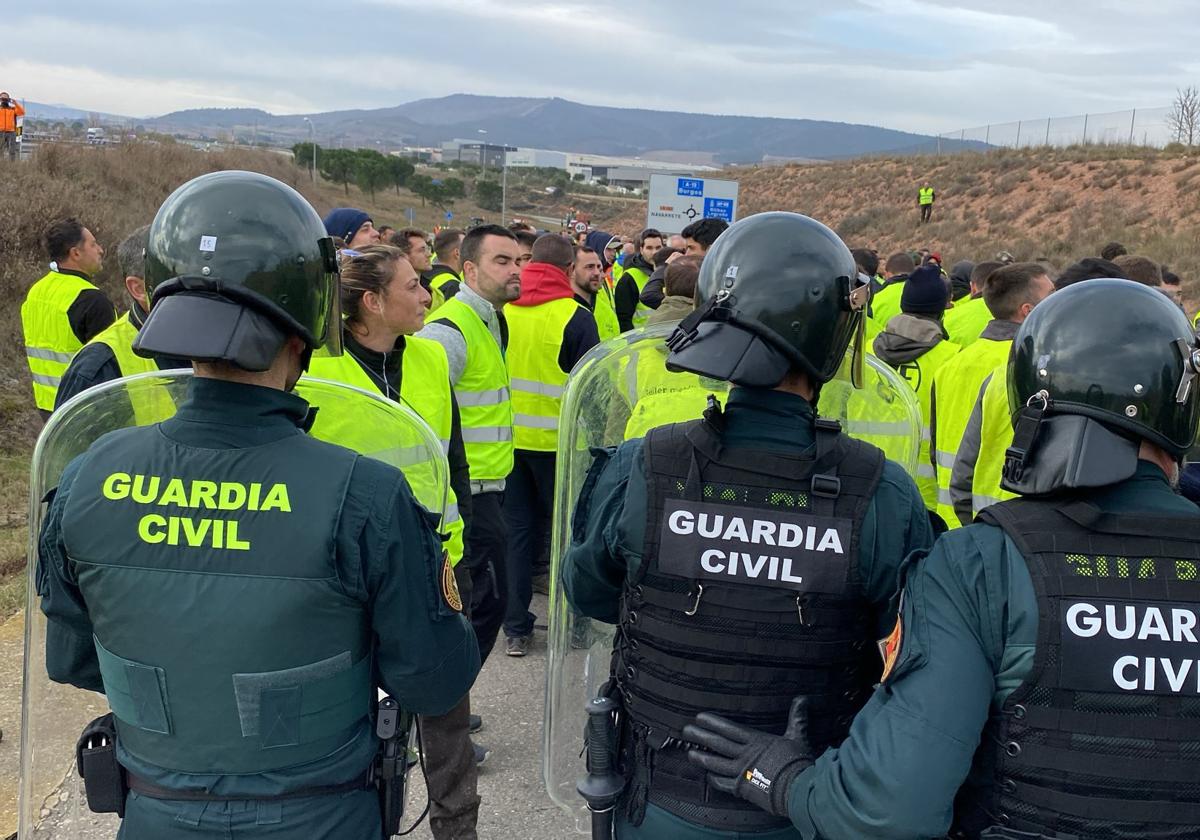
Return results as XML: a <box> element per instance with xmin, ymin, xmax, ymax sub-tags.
<box><xmin>434</xmin><ymin>296</ymin><xmax>515</xmax><ymax>482</ymax></box>
<box><xmin>62</xmin><ymin>426</ymin><xmax>371</xmax><ymax>775</ymax></box>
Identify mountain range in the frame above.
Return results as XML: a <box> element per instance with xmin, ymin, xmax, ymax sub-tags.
<box><xmin>25</xmin><ymin>94</ymin><xmax>979</xmax><ymax>162</ymax></box>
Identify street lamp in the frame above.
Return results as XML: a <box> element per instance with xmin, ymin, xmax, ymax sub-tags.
<box><xmin>302</xmin><ymin>117</ymin><xmax>316</xmax><ymax>182</ymax></box>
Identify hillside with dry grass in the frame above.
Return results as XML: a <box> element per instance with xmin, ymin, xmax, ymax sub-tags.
<box><xmin>602</xmin><ymin>146</ymin><xmax>1200</xmax><ymax>307</ymax></box>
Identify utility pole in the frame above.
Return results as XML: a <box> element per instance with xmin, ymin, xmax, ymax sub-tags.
<box><xmin>303</xmin><ymin>117</ymin><xmax>316</xmax><ymax>182</ymax></box>
<box><xmin>501</xmin><ymin>156</ymin><xmax>508</xmax><ymax>224</ymax></box>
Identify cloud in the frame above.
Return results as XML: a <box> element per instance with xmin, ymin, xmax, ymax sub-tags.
<box><xmin>3</xmin><ymin>1</ymin><xmax>1197</xmax><ymax>134</ymax></box>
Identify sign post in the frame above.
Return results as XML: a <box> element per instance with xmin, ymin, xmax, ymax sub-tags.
<box><xmin>646</xmin><ymin>174</ymin><xmax>739</xmax><ymax>234</ymax></box>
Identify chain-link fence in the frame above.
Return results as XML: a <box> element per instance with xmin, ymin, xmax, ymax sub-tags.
<box><xmin>931</xmin><ymin>106</ymin><xmax>1176</xmax><ymax>153</ymax></box>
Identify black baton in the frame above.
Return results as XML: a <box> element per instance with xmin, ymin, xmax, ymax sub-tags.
<box><xmin>577</xmin><ymin>696</ymin><xmax>625</xmax><ymax>840</ymax></box>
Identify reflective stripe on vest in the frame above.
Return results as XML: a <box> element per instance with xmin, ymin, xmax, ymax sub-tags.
<box><xmin>593</xmin><ymin>283</ymin><xmax>622</xmax><ymax>340</ymax></box>
<box><xmin>435</xmin><ymin>296</ymin><xmax>516</xmax><ymax>481</ymax></box>
<box><xmin>622</xmin><ymin>266</ymin><xmax>654</xmax><ymax>329</ymax></box>
<box><xmin>506</xmin><ymin>298</ymin><xmax>582</xmax><ymax>451</ymax></box>
<box><xmin>884</xmin><ymin>338</ymin><xmax>961</xmax><ymax>510</ymax></box>
<box><xmin>970</xmin><ymin>365</ymin><xmax>1018</xmax><ymax>519</ymax></box>
<box><xmin>932</xmin><ymin>337</ymin><xmax>1013</xmax><ymax>529</ymax></box>
<box><xmin>306</xmin><ymin>337</ymin><xmax>465</xmax><ymax>565</ymax></box>
<box><xmin>21</xmin><ymin>269</ymin><xmax>107</xmax><ymax>410</ymax></box>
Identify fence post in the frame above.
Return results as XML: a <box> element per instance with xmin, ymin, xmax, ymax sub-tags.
<box><xmin>985</xmin><ymin>124</ymin><xmax>991</xmax><ymax>145</ymax></box>
<box><xmin>937</xmin><ymin>134</ymin><xmax>942</xmax><ymax>156</ymax></box>
<box><xmin>1082</xmin><ymin>113</ymin><xmax>1089</xmax><ymax>145</ymax></box>
<box><xmin>960</xmin><ymin>129</ymin><xmax>965</xmax><ymax>142</ymax></box>
<box><xmin>1016</xmin><ymin>120</ymin><xmax>1022</xmax><ymax>148</ymax></box>
<box><xmin>1045</xmin><ymin>118</ymin><xmax>1051</xmax><ymax>146</ymax></box>
<box><xmin>1129</xmin><ymin>109</ymin><xmax>1136</xmax><ymax>146</ymax></box>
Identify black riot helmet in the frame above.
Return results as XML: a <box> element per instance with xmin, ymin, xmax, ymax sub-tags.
<box><xmin>133</xmin><ymin>170</ymin><xmax>342</xmax><ymax>371</ymax></box>
<box><xmin>665</xmin><ymin>212</ymin><xmax>866</xmax><ymax>388</ymax></box>
<box><xmin>1003</xmin><ymin>278</ymin><xmax>1200</xmax><ymax>493</ymax></box>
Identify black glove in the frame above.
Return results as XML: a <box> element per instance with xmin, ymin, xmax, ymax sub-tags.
<box><xmin>682</xmin><ymin>698</ymin><xmax>814</xmax><ymax>818</ymax></box>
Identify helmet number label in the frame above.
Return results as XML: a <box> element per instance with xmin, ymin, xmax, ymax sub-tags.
<box><xmin>199</xmin><ymin>235</ymin><xmax>218</xmax><ymax>252</ymax></box>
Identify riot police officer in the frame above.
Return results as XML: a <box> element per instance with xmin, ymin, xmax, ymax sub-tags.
<box><xmin>683</xmin><ymin>278</ymin><xmax>1200</xmax><ymax>839</ymax></box>
<box><xmin>32</xmin><ymin>171</ymin><xmax>480</xmax><ymax>839</ymax></box>
<box><xmin>559</xmin><ymin>212</ymin><xmax>934</xmax><ymax>839</ymax></box>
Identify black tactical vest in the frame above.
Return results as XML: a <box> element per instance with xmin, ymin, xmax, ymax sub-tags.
<box><xmin>615</xmin><ymin>410</ymin><xmax>885</xmax><ymax>830</ymax></box>
<box><xmin>955</xmin><ymin>497</ymin><xmax>1200</xmax><ymax>840</ymax></box>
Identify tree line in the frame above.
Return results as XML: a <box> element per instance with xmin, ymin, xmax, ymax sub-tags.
<box><xmin>292</xmin><ymin>143</ymin><xmax>488</xmax><ymax>211</ymax></box>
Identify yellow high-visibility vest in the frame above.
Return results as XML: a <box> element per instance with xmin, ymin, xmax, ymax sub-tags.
<box><xmin>593</xmin><ymin>284</ymin><xmax>621</xmax><ymax>340</ymax></box>
<box><xmin>871</xmin><ymin>281</ymin><xmax>905</xmax><ymax>327</ymax></box>
<box><xmin>22</xmin><ymin>269</ymin><xmax>109</xmax><ymax>410</ymax></box>
<box><xmin>970</xmin><ymin>364</ymin><xmax>1019</xmax><ymax>520</ymax></box>
<box><xmin>307</xmin><ymin>337</ymin><xmax>465</xmax><ymax>565</ymax></box>
<box><xmin>621</xmin><ymin>266</ymin><xmax>655</xmax><ymax>329</ymax></box>
<box><xmin>86</xmin><ymin>312</ymin><xmax>177</xmax><ymax>424</ymax></box>
<box><xmin>932</xmin><ymin>337</ymin><xmax>1013</xmax><ymax>528</ymax></box>
<box><xmin>885</xmin><ymin>339</ymin><xmax>961</xmax><ymax>510</ymax></box>
<box><xmin>944</xmin><ymin>297</ymin><xmax>992</xmax><ymax>347</ymax></box>
<box><xmin>426</xmin><ymin>268</ymin><xmax>460</xmax><ymax>316</ymax></box>
<box><xmin>506</xmin><ymin>298</ymin><xmax>583</xmax><ymax>452</ymax></box>
<box><xmin>433</xmin><ymin>296</ymin><xmax>515</xmax><ymax>481</ymax></box>
<box><xmin>919</xmin><ymin>187</ymin><xmax>935</xmax><ymax>205</ymax></box>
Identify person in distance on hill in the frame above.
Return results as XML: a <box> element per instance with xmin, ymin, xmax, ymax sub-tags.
<box><xmin>322</xmin><ymin>207</ymin><xmax>379</xmax><ymax>251</ymax></box>
<box><xmin>684</xmin><ymin>278</ymin><xmax>1200</xmax><ymax>840</ymax></box>
<box><xmin>0</xmin><ymin>91</ymin><xmax>24</xmax><ymax>160</ymax></box>
<box><xmin>55</xmin><ymin>225</ymin><xmax>189</xmax><ymax>414</ymax></box>
<box><xmin>680</xmin><ymin>217</ymin><xmax>729</xmax><ymax>258</ymax></box>
<box><xmin>917</xmin><ymin>180</ymin><xmax>935</xmax><ymax>223</ymax></box>
<box><xmin>21</xmin><ymin>217</ymin><xmax>117</xmax><ymax>419</ymax></box>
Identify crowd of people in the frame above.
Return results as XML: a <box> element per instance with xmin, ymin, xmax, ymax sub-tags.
<box><xmin>18</xmin><ymin>168</ymin><xmax>1200</xmax><ymax>840</ymax></box>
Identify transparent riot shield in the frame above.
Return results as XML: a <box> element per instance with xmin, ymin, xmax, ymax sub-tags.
<box><xmin>20</xmin><ymin>371</ymin><xmax>447</xmax><ymax>839</ymax></box>
<box><xmin>542</xmin><ymin>324</ymin><xmax>921</xmax><ymax>832</ymax></box>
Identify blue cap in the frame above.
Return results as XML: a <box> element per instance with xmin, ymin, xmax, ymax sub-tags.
<box><xmin>322</xmin><ymin>207</ymin><xmax>371</xmax><ymax>244</ymax></box>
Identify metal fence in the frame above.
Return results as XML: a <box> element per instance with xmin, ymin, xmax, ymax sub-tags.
<box><xmin>934</xmin><ymin>106</ymin><xmax>1176</xmax><ymax>153</ymax></box>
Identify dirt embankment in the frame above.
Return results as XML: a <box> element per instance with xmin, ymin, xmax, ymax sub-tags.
<box><xmin>599</xmin><ymin>146</ymin><xmax>1200</xmax><ymax>305</ymax></box>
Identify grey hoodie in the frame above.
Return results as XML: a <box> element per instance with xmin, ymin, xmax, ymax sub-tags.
<box><xmin>872</xmin><ymin>313</ymin><xmax>948</xmax><ymax>365</ymax></box>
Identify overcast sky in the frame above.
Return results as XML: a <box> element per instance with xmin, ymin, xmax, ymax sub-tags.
<box><xmin>2</xmin><ymin>1</ymin><xmax>1196</xmax><ymax>135</ymax></box>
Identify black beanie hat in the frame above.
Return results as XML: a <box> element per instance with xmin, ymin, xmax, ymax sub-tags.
<box><xmin>901</xmin><ymin>263</ymin><xmax>949</xmax><ymax>316</ymax></box>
